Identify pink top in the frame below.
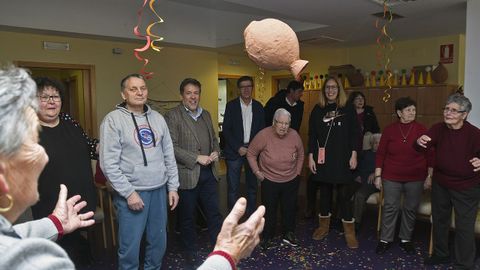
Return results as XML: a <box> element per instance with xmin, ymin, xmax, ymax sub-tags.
<box><xmin>247</xmin><ymin>127</ymin><xmax>304</xmax><ymax>183</ymax></box>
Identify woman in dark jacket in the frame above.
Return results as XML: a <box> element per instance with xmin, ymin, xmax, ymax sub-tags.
<box><xmin>347</xmin><ymin>91</ymin><xmax>380</xmax><ymax>149</ymax></box>
<box><xmin>308</xmin><ymin>76</ymin><xmax>360</xmax><ymax>249</ymax></box>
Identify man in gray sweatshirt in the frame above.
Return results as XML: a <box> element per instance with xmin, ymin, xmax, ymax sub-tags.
<box><xmin>99</xmin><ymin>74</ymin><xmax>179</xmax><ymax>270</ymax></box>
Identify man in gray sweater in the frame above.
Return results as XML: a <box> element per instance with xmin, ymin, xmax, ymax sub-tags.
<box><xmin>100</xmin><ymin>74</ymin><xmax>179</xmax><ymax>270</ymax></box>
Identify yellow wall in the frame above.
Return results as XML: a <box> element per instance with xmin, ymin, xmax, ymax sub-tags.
<box><xmin>217</xmin><ymin>52</ymin><xmax>273</xmax><ymax>104</ymax></box>
<box><xmin>346</xmin><ymin>35</ymin><xmax>462</xmax><ymax>85</ymax></box>
<box><xmin>0</xmin><ymin>30</ymin><xmax>465</xmax><ymax>134</ymax></box>
<box><xmin>0</xmin><ymin>30</ymin><xmax>219</xmax><ymax>132</ymax></box>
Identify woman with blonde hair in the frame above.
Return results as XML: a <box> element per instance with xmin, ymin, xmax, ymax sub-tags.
<box><xmin>308</xmin><ymin>76</ymin><xmax>360</xmax><ymax>248</ymax></box>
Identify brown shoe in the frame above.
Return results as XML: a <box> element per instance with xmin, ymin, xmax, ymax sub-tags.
<box><xmin>312</xmin><ymin>213</ymin><xmax>331</xmax><ymax>240</ymax></box>
<box><xmin>342</xmin><ymin>219</ymin><xmax>359</xmax><ymax>249</ymax></box>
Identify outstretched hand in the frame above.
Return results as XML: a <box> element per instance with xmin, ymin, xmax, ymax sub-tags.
<box><xmin>213</xmin><ymin>197</ymin><xmax>265</xmax><ymax>264</ymax></box>
<box><xmin>51</xmin><ymin>184</ymin><xmax>95</xmax><ymax>234</ymax></box>
<box><xmin>470</xmin><ymin>157</ymin><xmax>480</xmax><ymax>172</ymax></box>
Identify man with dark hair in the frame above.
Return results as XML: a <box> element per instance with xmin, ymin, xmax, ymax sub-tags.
<box><xmin>165</xmin><ymin>78</ymin><xmax>223</xmax><ymax>266</ymax></box>
<box><xmin>223</xmin><ymin>76</ymin><xmax>265</xmax><ymax>215</ymax></box>
<box><xmin>264</xmin><ymin>80</ymin><xmax>304</xmax><ymax>131</ymax></box>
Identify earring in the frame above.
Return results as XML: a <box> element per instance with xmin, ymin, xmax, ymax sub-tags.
<box><xmin>0</xmin><ymin>194</ymin><xmax>13</xmax><ymax>213</ymax></box>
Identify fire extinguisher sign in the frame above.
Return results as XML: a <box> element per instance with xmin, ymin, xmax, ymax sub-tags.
<box><xmin>440</xmin><ymin>44</ymin><xmax>454</xmax><ymax>64</ymax></box>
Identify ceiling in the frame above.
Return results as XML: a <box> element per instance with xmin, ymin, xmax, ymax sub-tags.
<box><xmin>0</xmin><ymin>0</ymin><xmax>467</xmax><ymax>52</ymax></box>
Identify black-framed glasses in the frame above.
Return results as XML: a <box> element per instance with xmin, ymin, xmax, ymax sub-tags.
<box><xmin>443</xmin><ymin>107</ymin><xmax>466</xmax><ymax>114</ymax></box>
<box><xmin>239</xmin><ymin>85</ymin><xmax>253</xmax><ymax>90</ymax></box>
<box><xmin>38</xmin><ymin>95</ymin><xmax>61</xmax><ymax>102</ymax></box>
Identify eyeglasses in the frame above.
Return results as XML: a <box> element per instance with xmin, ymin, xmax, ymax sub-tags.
<box><xmin>325</xmin><ymin>85</ymin><xmax>338</xmax><ymax>90</ymax></box>
<box><xmin>443</xmin><ymin>107</ymin><xmax>466</xmax><ymax>115</ymax></box>
<box><xmin>38</xmin><ymin>95</ymin><xmax>61</xmax><ymax>102</ymax></box>
<box><xmin>239</xmin><ymin>85</ymin><xmax>253</xmax><ymax>90</ymax></box>
<box><xmin>275</xmin><ymin>120</ymin><xmax>290</xmax><ymax>126</ymax></box>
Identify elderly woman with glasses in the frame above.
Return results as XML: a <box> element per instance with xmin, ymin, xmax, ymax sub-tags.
<box><xmin>417</xmin><ymin>93</ymin><xmax>480</xmax><ymax>269</ymax></box>
<box><xmin>0</xmin><ymin>66</ymin><xmax>94</xmax><ymax>269</ymax></box>
<box><xmin>31</xmin><ymin>77</ymin><xmax>98</xmax><ymax>265</ymax></box>
<box><xmin>247</xmin><ymin>108</ymin><xmax>304</xmax><ymax>249</ymax></box>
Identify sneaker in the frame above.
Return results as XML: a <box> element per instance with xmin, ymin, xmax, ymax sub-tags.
<box><xmin>375</xmin><ymin>241</ymin><xmax>391</xmax><ymax>255</ymax></box>
<box><xmin>424</xmin><ymin>254</ymin><xmax>451</xmax><ymax>265</ymax></box>
<box><xmin>399</xmin><ymin>241</ymin><xmax>415</xmax><ymax>254</ymax></box>
<box><xmin>282</xmin><ymin>232</ymin><xmax>299</xmax><ymax>247</ymax></box>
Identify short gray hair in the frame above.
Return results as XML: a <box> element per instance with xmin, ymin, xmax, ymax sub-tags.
<box><xmin>0</xmin><ymin>66</ymin><xmax>38</xmax><ymax>157</ymax></box>
<box><xmin>446</xmin><ymin>93</ymin><xmax>472</xmax><ymax>113</ymax></box>
<box><xmin>272</xmin><ymin>108</ymin><xmax>291</xmax><ymax>126</ymax></box>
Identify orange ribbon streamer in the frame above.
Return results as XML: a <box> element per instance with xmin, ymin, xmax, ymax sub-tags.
<box><xmin>134</xmin><ymin>0</ymin><xmax>154</xmax><ymax>79</ymax></box>
<box><xmin>146</xmin><ymin>0</ymin><xmax>165</xmax><ymax>52</ymax></box>
<box><xmin>133</xmin><ymin>0</ymin><xmax>165</xmax><ymax>78</ymax></box>
<box><xmin>375</xmin><ymin>0</ymin><xmax>394</xmax><ymax>102</ymax></box>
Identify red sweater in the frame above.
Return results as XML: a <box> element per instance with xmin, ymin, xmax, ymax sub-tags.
<box><xmin>247</xmin><ymin>127</ymin><xmax>304</xmax><ymax>183</ymax></box>
<box><xmin>376</xmin><ymin>121</ymin><xmax>434</xmax><ymax>182</ymax></box>
<box><xmin>422</xmin><ymin>121</ymin><xmax>480</xmax><ymax>190</ymax></box>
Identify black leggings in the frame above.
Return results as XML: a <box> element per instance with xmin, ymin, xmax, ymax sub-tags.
<box><xmin>318</xmin><ymin>182</ymin><xmax>355</xmax><ymax>221</ymax></box>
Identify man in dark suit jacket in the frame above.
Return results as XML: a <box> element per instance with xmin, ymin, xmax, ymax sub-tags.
<box><xmin>223</xmin><ymin>76</ymin><xmax>265</xmax><ymax>215</ymax></box>
<box><xmin>165</xmin><ymin>78</ymin><xmax>223</xmax><ymax>266</ymax></box>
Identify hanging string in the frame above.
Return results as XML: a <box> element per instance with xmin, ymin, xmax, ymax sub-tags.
<box><xmin>375</xmin><ymin>0</ymin><xmax>394</xmax><ymax>102</ymax></box>
<box><xmin>256</xmin><ymin>67</ymin><xmax>266</xmax><ymax>101</ymax></box>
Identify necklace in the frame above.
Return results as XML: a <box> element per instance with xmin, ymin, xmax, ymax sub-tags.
<box><xmin>399</xmin><ymin>123</ymin><xmax>413</xmax><ymax>143</ymax></box>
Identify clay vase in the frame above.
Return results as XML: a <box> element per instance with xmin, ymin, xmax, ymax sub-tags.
<box><xmin>347</xmin><ymin>69</ymin><xmax>364</xmax><ymax>87</ymax></box>
<box><xmin>244</xmin><ymin>18</ymin><xmax>308</xmax><ymax>80</ymax></box>
<box><xmin>432</xmin><ymin>62</ymin><xmax>448</xmax><ymax>84</ymax></box>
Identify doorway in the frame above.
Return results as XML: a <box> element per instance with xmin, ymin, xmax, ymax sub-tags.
<box><xmin>15</xmin><ymin>61</ymin><xmax>97</xmax><ymax>137</ymax></box>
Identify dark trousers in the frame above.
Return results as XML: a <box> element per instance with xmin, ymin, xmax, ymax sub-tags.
<box><xmin>226</xmin><ymin>156</ymin><xmax>257</xmax><ymax>216</ymax></box>
<box><xmin>431</xmin><ymin>181</ymin><xmax>480</xmax><ymax>270</ymax></box>
<box><xmin>178</xmin><ymin>167</ymin><xmax>223</xmax><ymax>252</ymax></box>
<box><xmin>353</xmin><ymin>183</ymin><xmax>379</xmax><ymax>224</ymax></box>
<box><xmin>306</xmin><ymin>175</ymin><xmax>321</xmax><ymax>213</ymax></box>
<box><xmin>261</xmin><ymin>177</ymin><xmax>300</xmax><ymax>240</ymax></box>
<box><xmin>319</xmin><ymin>182</ymin><xmax>355</xmax><ymax>221</ymax></box>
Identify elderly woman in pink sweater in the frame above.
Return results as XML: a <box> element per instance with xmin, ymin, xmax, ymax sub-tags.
<box><xmin>247</xmin><ymin>108</ymin><xmax>304</xmax><ymax>250</ymax></box>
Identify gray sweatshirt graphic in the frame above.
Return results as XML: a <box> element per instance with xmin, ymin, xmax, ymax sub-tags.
<box><xmin>99</xmin><ymin>104</ymin><xmax>179</xmax><ymax>198</ymax></box>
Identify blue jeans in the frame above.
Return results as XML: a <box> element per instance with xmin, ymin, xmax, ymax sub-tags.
<box><xmin>226</xmin><ymin>156</ymin><xmax>257</xmax><ymax>215</ymax></box>
<box><xmin>114</xmin><ymin>185</ymin><xmax>167</xmax><ymax>270</ymax></box>
<box><xmin>178</xmin><ymin>166</ymin><xmax>223</xmax><ymax>252</ymax></box>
